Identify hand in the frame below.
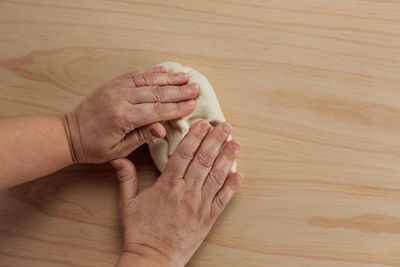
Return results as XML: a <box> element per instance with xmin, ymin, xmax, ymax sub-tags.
<box><xmin>62</xmin><ymin>65</ymin><xmax>200</xmax><ymax>163</ymax></box>
<box><xmin>112</xmin><ymin>121</ymin><xmax>242</xmax><ymax>267</ymax></box>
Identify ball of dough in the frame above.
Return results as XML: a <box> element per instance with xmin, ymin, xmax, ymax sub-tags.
<box><xmin>148</xmin><ymin>62</ymin><xmax>236</xmax><ymax>173</ymax></box>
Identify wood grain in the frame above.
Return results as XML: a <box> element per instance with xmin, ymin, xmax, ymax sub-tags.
<box><xmin>1</xmin><ymin>0</ymin><xmax>400</xmax><ymax>266</ymax></box>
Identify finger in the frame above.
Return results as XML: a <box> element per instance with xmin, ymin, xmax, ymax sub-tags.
<box><xmin>114</xmin><ymin>66</ymin><xmax>165</xmax><ymax>83</ymax></box>
<box><xmin>202</xmin><ymin>140</ymin><xmax>241</xmax><ymax>201</ymax></box>
<box><xmin>126</xmin><ymin>72</ymin><xmax>189</xmax><ymax>87</ymax></box>
<box><xmin>128</xmin><ymin>83</ymin><xmax>200</xmax><ymax>104</ymax></box>
<box><xmin>210</xmin><ymin>172</ymin><xmax>243</xmax><ymax>220</ymax></box>
<box><xmin>132</xmin><ymin>100</ymin><xmax>196</xmax><ymax>126</ymax></box>
<box><xmin>110</xmin><ymin>158</ymin><xmax>139</xmax><ymax>204</ymax></box>
<box><xmin>119</xmin><ymin>122</ymin><xmax>166</xmax><ymax>154</ymax></box>
<box><xmin>163</xmin><ymin>120</ymin><xmax>211</xmax><ymax>179</ymax></box>
<box><xmin>185</xmin><ymin>122</ymin><xmax>232</xmax><ymax>186</ymax></box>
<box><xmin>132</xmin><ymin>65</ymin><xmax>166</xmax><ymax>75</ymax></box>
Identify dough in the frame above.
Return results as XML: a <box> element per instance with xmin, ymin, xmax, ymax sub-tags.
<box><xmin>148</xmin><ymin>62</ymin><xmax>236</xmax><ymax>173</ymax></box>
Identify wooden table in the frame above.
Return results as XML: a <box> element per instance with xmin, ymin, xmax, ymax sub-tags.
<box><xmin>1</xmin><ymin>0</ymin><xmax>400</xmax><ymax>266</ymax></box>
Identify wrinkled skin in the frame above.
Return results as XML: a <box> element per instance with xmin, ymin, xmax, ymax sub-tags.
<box><xmin>62</xmin><ymin>65</ymin><xmax>200</xmax><ymax>163</ymax></box>
<box><xmin>112</xmin><ymin>120</ymin><xmax>242</xmax><ymax>267</ymax></box>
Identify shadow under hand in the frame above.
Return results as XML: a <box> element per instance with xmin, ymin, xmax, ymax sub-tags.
<box><xmin>6</xmin><ymin>145</ymin><xmax>159</xmax><ymax>228</ymax></box>
<box><xmin>0</xmin><ymin>145</ymin><xmax>160</xmax><ymax>263</ymax></box>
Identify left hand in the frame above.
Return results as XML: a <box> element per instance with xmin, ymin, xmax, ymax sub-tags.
<box><xmin>62</xmin><ymin>65</ymin><xmax>199</xmax><ymax>163</ymax></box>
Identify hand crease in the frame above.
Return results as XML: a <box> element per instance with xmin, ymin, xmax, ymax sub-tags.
<box><xmin>126</xmin><ymin>241</ymin><xmax>175</xmax><ymax>264</ymax></box>
<box><xmin>75</xmin><ymin>115</ymin><xmax>87</xmax><ymax>162</ymax></box>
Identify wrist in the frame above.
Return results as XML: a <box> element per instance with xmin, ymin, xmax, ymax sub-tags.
<box><xmin>116</xmin><ymin>251</ymin><xmax>178</xmax><ymax>267</ymax></box>
<box><xmin>60</xmin><ymin>111</ymin><xmax>84</xmax><ymax>164</ymax></box>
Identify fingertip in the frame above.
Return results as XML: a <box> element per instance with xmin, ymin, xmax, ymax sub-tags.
<box><xmin>184</xmin><ymin>84</ymin><xmax>200</xmax><ymax>100</ymax></box>
<box><xmin>189</xmin><ymin>82</ymin><xmax>198</xmax><ymax>89</ymax></box>
<box><xmin>230</xmin><ymin>172</ymin><xmax>243</xmax><ymax>185</ymax></box>
<box><xmin>112</xmin><ymin>158</ymin><xmax>138</xmax><ymax>199</ymax></box>
<box><xmin>110</xmin><ymin>158</ymin><xmax>136</xmax><ymax>178</ymax></box>
<box><xmin>158</xmin><ymin>65</ymin><xmax>166</xmax><ymax>73</ymax></box>
<box><xmin>178</xmin><ymin>72</ymin><xmax>188</xmax><ymax>80</ymax></box>
<box><xmin>188</xmin><ymin>82</ymin><xmax>200</xmax><ymax>95</ymax></box>
<box><xmin>145</xmin><ymin>65</ymin><xmax>165</xmax><ymax>73</ymax></box>
<box><xmin>189</xmin><ymin>120</ymin><xmax>210</xmax><ymax>135</ymax></box>
<box><xmin>110</xmin><ymin>158</ymin><xmax>123</xmax><ymax>170</ymax></box>
<box><xmin>171</xmin><ymin>72</ymin><xmax>188</xmax><ymax>83</ymax></box>
<box><xmin>150</xmin><ymin>122</ymin><xmax>166</xmax><ymax>138</ymax></box>
<box><xmin>229</xmin><ymin>140</ymin><xmax>241</xmax><ymax>153</ymax></box>
<box><xmin>199</xmin><ymin>120</ymin><xmax>210</xmax><ymax>131</ymax></box>
<box><xmin>221</xmin><ymin>122</ymin><xmax>232</xmax><ymax>134</ymax></box>
<box><xmin>182</xmin><ymin>99</ymin><xmax>196</xmax><ymax>113</ymax></box>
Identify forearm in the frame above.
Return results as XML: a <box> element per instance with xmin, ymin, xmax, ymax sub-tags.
<box><xmin>0</xmin><ymin>114</ymin><xmax>73</xmax><ymax>189</ymax></box>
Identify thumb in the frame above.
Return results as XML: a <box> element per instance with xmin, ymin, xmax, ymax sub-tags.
<box><xmin>110</xmin><ymin>158</ymin><xmax>138</xmax><ymax>201</ymax></box>
<box><xmin>122</xmin><ymin>122</ymin><xmax>166</xmax><ymax>152</ymax></box>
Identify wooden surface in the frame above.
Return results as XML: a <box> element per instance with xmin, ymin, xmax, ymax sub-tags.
<box><xmin>1</xmin><ymin>0</ymin><xmax>400</xmax><ymax>266</ymax></box>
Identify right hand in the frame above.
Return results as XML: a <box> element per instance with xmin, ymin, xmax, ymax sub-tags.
<box><xmin>112</xmin><ymin>121</ymin><xmax>242</xmax><ymax>266</ymax></box>
<box><xmin>62</xmin><ymin>65</ymin><xmax>200</xmax><ymax>163</ymax></box>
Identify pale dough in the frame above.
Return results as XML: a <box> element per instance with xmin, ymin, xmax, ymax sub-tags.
<box><xmin>148</xmin><ymin>62</ymin><xmax>236</xmax><ymax>173</ymax></box>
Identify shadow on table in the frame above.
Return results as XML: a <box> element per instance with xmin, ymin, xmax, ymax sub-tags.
<box><xmin>3</xmin><ymin>144</ymin><xmax>159</xmax><ymax>230</ymax></box>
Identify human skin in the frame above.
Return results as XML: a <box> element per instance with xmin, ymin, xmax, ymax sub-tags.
<box><xmin>0</xmin><ymin>65</ymin><xmax>199</xmax><ymax>189</ymax></box>
<box><xmin>112</xmin><ymin>120</ymin><xmax>242</xmax><ymax>267</ymax></box>
<box><xmin>0</xmin><ymin>65</ymin><xmax>242</xmax><ymax>266</ymax></box>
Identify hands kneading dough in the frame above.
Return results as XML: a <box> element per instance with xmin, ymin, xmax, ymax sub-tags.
<box><xmin>148</xmin><ymin>62</ymin><xmax>236</xmax><ymax>173</ymax></box>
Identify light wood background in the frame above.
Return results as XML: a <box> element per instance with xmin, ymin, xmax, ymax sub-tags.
<box><xmin>1</xmin><ymin>0</ymin><xmax>400</xmax><ymax>266</ymax></box>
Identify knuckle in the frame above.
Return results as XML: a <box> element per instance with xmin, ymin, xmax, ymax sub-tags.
<box><xmin>122</xmin><ymin>123</ymin><xmax>135</xmax><ymax>134</ymax></box>
<box><xmin>141</xmin><ymin>73</ymin><xmax>155</xmax><ymax>85</ymax></box>
<box><xmin>223</xmin><ymin>148</ymin><xmax>237</xmax><ymax>161</ymax></box>
<box><xmin>209</xmin><ymin>169</ymin><xmax>226</xmax><ymax>186</ymax></box>
<box><xmin>119</xmin><ymin>175</ymin><xmax>133</xmax><ymax>185</ymax></box>
<box><xmin>117</xmin><ymin>170</ymin><xmax>134</xmax><ymax>184</ymax></box>
<box><xmin>136</xmin><ymin>128</ymin><xmax>147</xmax><ymax>143</ymax></box>
<box><xmin>177</xmin><ymin>145</ymin><xmax>195</xmax><ymax>160</ymax></box>
<box><xmin>122</xmin><ymin>72</ymin><xmax>137</xmax><ymax>87</ymax></box>
<box><xmin>110</xmin><ymin>107</ymin><xmax>125</xmax><ymax>121</ymax></box>
<box><xmin>163</xmin><ymin>163</ymin><xmax>181</xmax><ymax>178</ymax></box>
<box><xmin>122</xmin><ymin>72</ymin><xmax>135</xmax><ymax>79</ymax></box>
<box><xmin>153</xmin><ymin>102</ymin><xmax>166</xmax><ymax>118</ymax></box>
<box><xmin>192</xmin><ymin>128</ymin><xmax>206</xmax><ymax>139</ymax></box>
<box><xmin>159</xmin><ymin>179</ymin><xmax>180</xmax><ymax>195</ymax></box>
<box><xmin>178</xmin><ymin>85</ymin><xmax>185</xmax><ymax>97</ymax></box>
<box><xmin>196</xmin><ymin>151</ymin><xmax>214</xmax><ymax>168</ymax></box>
<box><xmin>104</xmin><ymin>88</ymin><xmax>123</xmax><ymax>102</ymax></box>
<box><xmin>152</xmin><ymin>86</ymin><xmax>164</xmax><ymax>102</ymax></box>
<box><xmin>215</xmin><ymin>195</ymin><xmax>226</xmax><ymax>210</ymax></box>
<box><xmin>158</xmin><ymin>179</ymin><xmax>175</xmax><ymax>193</ymax></box>
<box><xmin>210</xmin><ymin>131</ymin><xmax>225</xmax><ymax>144</ymax></box>
<box><xmin>118</xmin><ymin>113</ymin><xmax>136</xmax><ymax>133</ymax></box>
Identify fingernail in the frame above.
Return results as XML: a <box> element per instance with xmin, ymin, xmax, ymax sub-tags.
<box><xmin>153</xmin><ymin>65</ymin><xmax>164</xmax><ymax>72</ymax></box>
<box><xmin>151</xmin><ymin>128</ymin><xmax>162</xmax><ymax>138</ymax></box>
<box><xmin>178</xmin><ymin>72</ymin><xmax>188</xmax><ymax>80</ymax></box>
<box><xmin>235</xmin><ymin>172</ymin><xmax>243</xmax><ymax>184</ymax></box>
<box><xmin>223</xmin><ymin>123</ymin><xmax>232</xmax><ymax>133</ymax></box>
<box><xmin>189</xmin><ymin>83</ymin><xmax>198</xmax><ymax>91</ymax></box>
<box><xmin>184</xmin><ymin>100</ymin><xmax>195</xmax><ymax>109</ymax></box>
<box><xmin>231</xmin><ymin>141</ymin><xmax>241</xmax><ymax>152</ymax></box>
<box><xmin>200</xmin><ymin>121</ymin><xmax>210</xmax><ymax>131</ymax></box>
